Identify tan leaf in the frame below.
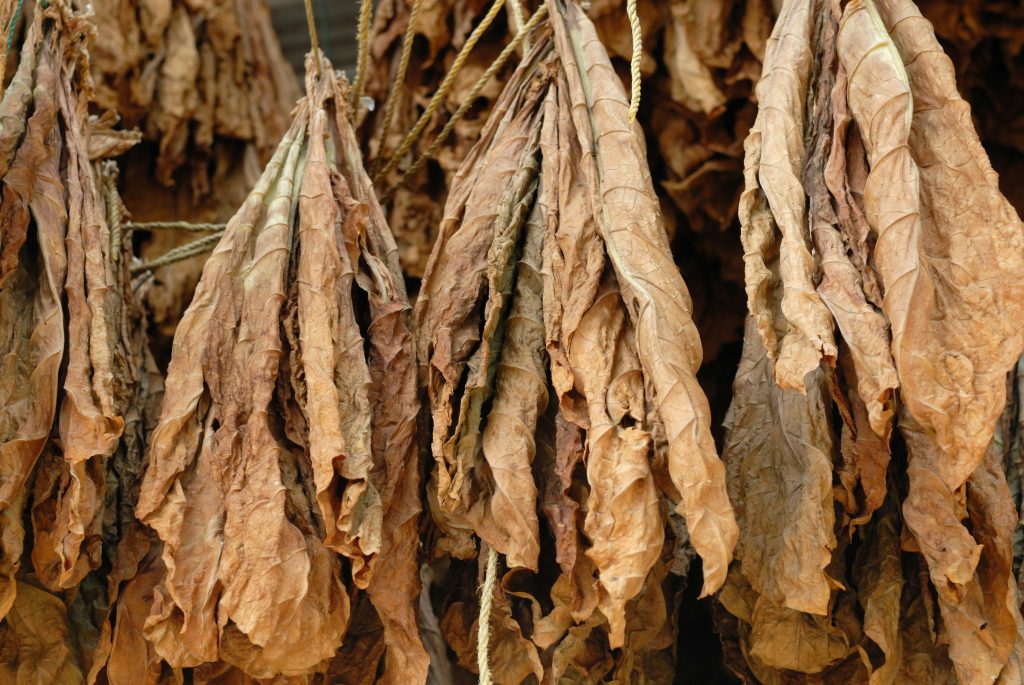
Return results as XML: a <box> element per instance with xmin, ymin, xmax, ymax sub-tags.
<box><xmin>550</xmin><ymin>0</ymin><xmax>737</xmax><ymax>595</ymax></box>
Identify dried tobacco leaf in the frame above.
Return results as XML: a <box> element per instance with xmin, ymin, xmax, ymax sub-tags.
<box><xmin>837</xmin><ymin>1</ymin><xmax>1024</xmax><ymax>681</ymax></box>
<box><xmin>0</xmin><ymin>12</ymin><xmax>65</xmax><ymax>619</ymax></box>
<box><xmin>417</xmin><ymin>0</ymin><xmax>735</xmax><ymax>676</ymax></box>
<box><xmin>361</xmin><ymin>0</ymin><xmax>519</xmax><ymax>279</ymax></box>
<box><xmin>551</xmin><ymin>0</ymin><xmax>738</xmax><ymax>598</ymax></box>
<box><xmin>722</xmin><ymin>0</ymin><xmax>1024</xmax><ymax>681</ymax></box>
<box><xmin>88</xmin><ymin>0</ymin><xmax>297</xmax><ymax>189</ymax></box>
<box><xmin>739</xmin><ymin>0</ymin><xmax>836</xmax><ymax>391</ymax></box>
<box><xmin>723</xmin><ymin>317</ymin><xmax>836</xmax><ymax>616</ymax></box>
<box><xmin>135</xmin><ymin>54</ymin><xmax>427</xmax><ymax>682</ymax></box>
<box><xmin>0</xmin><ymin>581</ymin><xmax>84</xmax><ymax>684</ymax></box>
<box><xmin>1</xmin><ymin>2</ymin><xmax>140</xmax><ymax>631</ymax></box>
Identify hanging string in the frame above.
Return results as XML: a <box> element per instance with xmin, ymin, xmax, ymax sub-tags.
<box><xmin>5</xmin><ymin>0</ymin><xmax>23</xmax><ymax>54</ymax></box>
<box><xmin>102</xmin><ymin>165</ymin><xmax>226</xmax><ymax>275</ymax></box>
<box><xmin>104</xmin><ymin>165</ymin><xmax>124</xmax><ymax>263</ymax></box>
<box><xmin>505</xmin><ymin>0</ymin><xmax>527</xmax><ymax>50</ymax></box>
<box><xmin>304</xmin><ymin>0</ymin><xmax>322</xmax><ymax>77</ymax></box>
<box><xmin>627</xmin><ymin>0</ymin><xmax>642</xmax><ymax>121</ymax></box>
<box><xmin>380</xmin><ymin>3</ymin><xmax>547</xmax><ymax>202</ymax></box>
<box><xmin>371</xmin><ymin>0</ymin><xmax>424</xmax><ymax>177</ymax></box>
<box><xmin>128</xmin><ymin>220</ymin><xmax>228</xmax><ymax>233</ymax></box>
<box><xmin>130</xmin><ymin>232</ymin><xmax>224</xmax><ymax>275</ymax></box>
<box><xmin>477</xmin><ymin>544</ymin><xmax>499</xmax><ymax>685</ymax></box>
<box><xmin>372</xmin><ymin>0</ymin><xmax>507</xmax><ymax>185</ymax></box>
<box><xmin>350</xmin><ymin>0</ymin><xmax>374</xmax><ymax>118</ymax></box>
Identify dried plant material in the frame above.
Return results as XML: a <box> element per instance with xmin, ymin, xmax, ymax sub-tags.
<box><xmin>88</xmin><ymin>0</ymin><xmax>297</xmax><ymax>189</ymax></box>
<box><xmin>569</xmin><ymin>276</ymin><xmax>663</xmax><ymax>645</ymax></box>
<box><xmin>135</xmin><ymin>55</ymin><xmax>427</xmax><ymax>681</ymax></box>
<box><xmin>724</xmin><ymin>317</ymin><xmax>835</xmax><ymax>615</ymax></box>
<box><xmin>552</xmin><ymin>0</ymin><xmax>738</xmax><ymax>596</ymax></box>
<box><xmin>417</xmin><ymin>0</ymin><xmax>734</xmax><ymax>676</ymax></box>
<box><xmin>0</xmin><ymin>1</ymin><xmax>142</xmax><ymax>631</ymax></box>
<box><xmin>360</xmin><ymin>0</ymin><xmax>519</xmax><ymax>279</ymax></box>
<box><xmin>739</xmin><ymin>0</ymin><xmax>836</xmax><ymax>391</ymax></box>
<box><xmin>838</xmin><ymin>1</ymin><xmax>1024</xmax><ymax>681</ymax></box>
<box><xmin>722</xmin><ymin>0</ymin><xmax>1024</xmax><ymax>681</ymax></box>
<box><xmin>849</xmin><ymin>493</ymin><xmax>903</xmax><ymax>683</ymax></box>
<box><xmin>0</xmin><ymin>581</ymin><xmax>84</xmax><ymax>684</ymax></box>
<box><xmin>84</xmin><ymin>0</ymin><xmax>299</xmax><ymax>363</ymax></box>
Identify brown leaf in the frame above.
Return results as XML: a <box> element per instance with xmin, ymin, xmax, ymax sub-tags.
<box><xmin>739</xmin><ymin>0</ymin><xmax>837</xmax><ymax>392</ymax></box>
<box><xmin>723</xmin><ymin>317</ymin><xmax>836</xmax><ymax>615</ymax></box>
<box><xmin>839</xmin><ymin>1</ymin><xmax>1024</xmax><ymax>680</ymax></box>
<box><xmin>137</xmin><ymin>99</ymin><xmax>346</xmax><ymax>677</ymax></box>
<box><xmin>0</xmin><ymin>581</ymin><xmax>84</xmax><ymax>684</ymax></box>
<box><xmin>570</xmin><ymin>277</ymin><xmax>663</xmax><ymax>647</ymax></box>
<box><xmin>0</xmin><ymin>12</ymin><xmax>67</xmax><ymax>620</ymax></box>
<box><xmin>550</xmin><ymin>0</ymin><xmax>737</xmax><ymax>595</ymax></box>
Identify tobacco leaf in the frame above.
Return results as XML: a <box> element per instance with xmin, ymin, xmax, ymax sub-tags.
<box><xmin>896</xmin><ymin>556</ymin><xmax>957</xmax><ymax>685</ymax></box>
<box><xmin>839</xmin><ymin>1</ymin><xmax>1024</xmax><ymax>681</ymax></box>
<box><xmin>417</xmin><ymin>1</ymin><xmax>739</xmax><ymax>672</ymax></box>
<box><xmin>738</xmin><ymin>0</ymin><xmax>837</xmax><ymax>392</ymax></box>
<box><xmin>833</xmin><ymin>347</ymin><xmax>893</xmax><ymax>532</ymax></box>
<box><xmin>569</xmin><ymin>276</ymin><xmax>662</xmax><ymax>647</ymax></box>
<box><xmin>0</xmin><ymin>17</ymin><xmax>66</xmax><ymax>619</ymax></box>
<box><xmin>331</xmin><ymin>67</ymin><xmax>430</xmax><ymax>685</ymax></box>
<box><xmin>32</xmin><ymin>19</ymin><xmax>126</xmax><ymax>593</ymax></box>
<box><xmin>135</xmin><ymin>55</ymin><xmax>425</xmax><ymax>680</ymax></box>
<box><xmin>296</xmin><ymin>103</ymin><xmax>381</xmax><ymax>585</ymax></box>
<box><xmin>550</xmin><ymin>0</ymin><xmax>737</xmax><ymax>596</ymax></box>
<box><xmin>807</xmin><ymin>0</ymin><xmax>896</xmax><ymax>454</ymax></box>
<box><xmin>719</xmin><ymin>568</ymin><xmax>852</xmax><ymax>678</ymax></box>
<box><xmin>86</xmin><ymin>0</ymin><xmax>299</xmax><ymax>363</ymax></box>
<box><xmin>415</xmin><ymin>47</ymin><xmax>550</xmax><ymax>562</ymax></box>
<box><xmin>136</xmin><ymin>112</ymin><xmax>345</xmax><ymax>674</ymax></box>
<box><xmin>89</xmin><ymin>0</ymin><xmax>297</xmax><ymax>188</ymax></box>
<box><xmin>850</xmin><ymin>490</ymin><xmax>903</xmax><ymax>684</ymax></box>
<box><xmin>0</xmin><ymin>581</ymin><xmax>84</xmax><ymax>684</ymax></box>
<box><xmin>361</xmin><ymin>0</ymin><xmax>519</xmax><ymax>279</ymax></box>
<box><xmin>664</xmin><ymin>2</ymin><xmax>726</xmax><ymax>115</ymax></box>
<box><xmin>723</xmin><ymin>316</ymin><xmax>836</xmax><ymax>616</ymax></box>
<box><xmin>471</xmin><ymin>199</ymin><xmax>546</xmax><ymax>571</ymax></box>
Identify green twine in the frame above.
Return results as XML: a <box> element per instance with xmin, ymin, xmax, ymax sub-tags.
<box><xmin>6</xmin><ymin>0</ymin><xmax>24</xmax><ymax>54</ymax></box>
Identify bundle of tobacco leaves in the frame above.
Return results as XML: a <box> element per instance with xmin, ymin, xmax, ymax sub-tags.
<box><xmin>88</xmin><ymin>0</ymin><xmax>297</xmax><ymax>190</ymax></box>
<box><xmin>131</xmin><ymin>53</ymin><xmax>427</xmax><ymax>683</ymax></box>
<box><xmin>0</xmin><ymin>1</ymin><xmax>155</xmax><ymax>679</ymax></box>
<box><xmin>414</xmin><ymin>0</ymin><xmax>738</xmax><ymax>680</ymax></box>
<box><xmin>359</xmin><ymin>2</ymin><xmax>774</xmax><ymax>445</ymax></box>
<box><xmin>86</xmin><ymin>0</ymin><xmax>300</xmax><ymax>361</ymax></box>
<box><xmin>717</xmin><ymin>0</ymin><xmax>1024</xmax><ymax>682</ymax></box>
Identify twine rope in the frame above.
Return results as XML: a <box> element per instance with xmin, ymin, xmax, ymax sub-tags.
<box><xmin>304</xmin><ymin>0</ymin><xmax>323</xmax><ymax>77</ymax></box>
<box><xmin>129</xmin><ymin>233</ymin><xmax>223</xmax><ymax>275</ymax></box>
<box><xmin>506</xmin><ymin>0</ymin><xmax>527</xmax><ymax>50</ymax></box>
<box><xmin>371</xmin><ymin>0</ymin><xmax>424</xmax><ymax>177</ymax></box>
<box><xmin>627</xmin><ymin>0</ymin><xmax>642</xmax><ymax>121</ymax></box>
<box><xmin>477</xmin><ymin>544</ymin><xmax>499</xmax><ymax>685</ymax></box>
<box><xmin>380</xmin><ymin>2</ymin><xmax>547</xmax><ymax>201</ymax></box>
<box><xmin>351</xmin><ymin>0</ymin><xmax>374</xmax><ymax>117</ymax></box>
<box><xmin>373</xmin><ymin>0</ymin><xmax>507</xmax><ymax>185</ymax></box>
<box><xmin>127</xmin><ymin>220</ymin><xmax>228</xmax><ymax>233</ymax></box>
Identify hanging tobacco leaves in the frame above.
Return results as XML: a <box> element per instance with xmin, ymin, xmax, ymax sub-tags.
<box><xmin>131</xmin><ymin>52</ymin><xmax>427</xmax><ymax>683</ymax></box>
<box><xmin>0</xmin><ymin>2</ymin><xmax>158</xmax><ymax>680</ymax></box>
<box><xmin>0</xmin><ymin>0</ymin><xmax>134</xmax><ymax>615</ymax></box>
<box><xmin>718</xmin><ymin>0</ymin><xmax>1024</xmax><ymax>682</ymax></box>
<box><xmin>415</xmin><ymin>0</ymin><xmax>737</xmax><ymax>679</ymax></box>
<box><xmin>89</xmin><ymin>0</ymin><xmax>297</xmax><ymax>190</ymax></box>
